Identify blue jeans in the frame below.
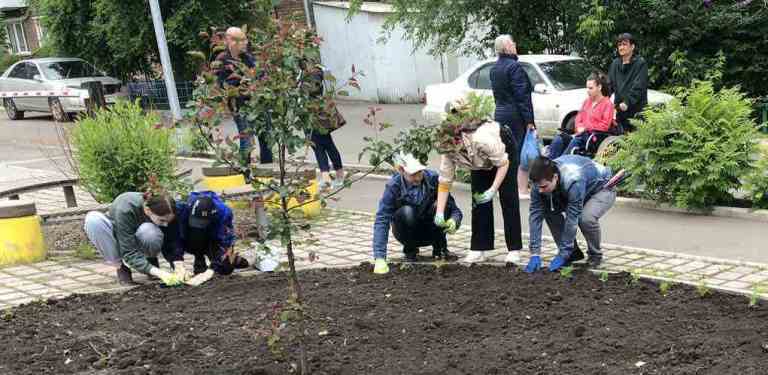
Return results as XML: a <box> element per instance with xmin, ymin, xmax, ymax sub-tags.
<box><xmin>234</xmin><ymin>113</ymin><xmax>273</xmax><ymax>165</ymax></box>
<box><xmin>548</xmin><ymin>133</ymin><xmax>589</xmax><ymax>158</ymax></box>
<box><xmin>310</xmin><ymin>132</ymin><xmax>343</xmax><ymax>172</ymax></box>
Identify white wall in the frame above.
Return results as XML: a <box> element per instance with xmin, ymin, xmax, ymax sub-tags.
<box><xmin>313</xmin><ymin>2</ymin><xmax>482</xmax><ymax>103</ymax></box>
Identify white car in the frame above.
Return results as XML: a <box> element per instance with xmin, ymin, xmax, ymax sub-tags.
<box><xmin>422</xmin><ymin>55</ymin><xmax>673</xmax><ymax>139</ymax></box>
<box><xmin>0</xmin><ymin>58</ymin><xmax>127</xmax><ymax>122</ymax></box>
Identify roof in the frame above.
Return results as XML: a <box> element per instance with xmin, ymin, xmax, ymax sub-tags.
<box><xmin>314</xmin><ymin>1</ymin><xmax>394</xmax><ymax>14</ymax></box>
<box><xmin>19</xmin><ymin>57</ymin><xmax>85</xmax><ymax>64</ymax></box>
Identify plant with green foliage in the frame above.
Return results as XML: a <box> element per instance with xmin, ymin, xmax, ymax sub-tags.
<box><xmin>607</xmin><ymin>81</ymin><xmax>760</xmax><ymax>210</ymax></box>
<box><xmin>628</xmin><ymin>268</ymin><xmax>642</xmax><ymax>286</ymax></box>
<box><xmin>696</xmin><ymin>277</ymin><xmax>712</xmax><ymax>298</ymax></box>
<box><xmin>71</xmin><ymin>100</ymin><xmax>178</xmax><ymax>203</ymax></box>
<box><xmin>659</xmin><ymin>280</ymin><xmax>673</xmax><ymax>296</ymax></box>
<box><xmin>744</xmin><ymin>144</ymin><xmax>768</xmax><ymax>209</ymax></box>
<box><xmin>75</xmin><ymin>243</ymin><xmax>99</xmax><ymax>260</ymax></box>
<box><xmin>748</xmin><ymin>283</ymin><xmax>764</xmax><ymax>308</ymax></box>
<box><xmin>559</xmin><ymin>266</ymin><xmax>574</xmax><ymax>279</ymax></box>
<box><xmin>599</xmin><ymin>270</ymin><xmax>609</xmax><ymax>283</ymax></box>
<box><xmin>435</xmin><ymin>92</ymin><xmax>495</xmax><ymax>155</ymax></box>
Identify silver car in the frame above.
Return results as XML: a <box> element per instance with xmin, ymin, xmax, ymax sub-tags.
<box><xmin>0</xmin><ymin>58</ymin><xmax>127</xmax><ymax>121</ymax></box>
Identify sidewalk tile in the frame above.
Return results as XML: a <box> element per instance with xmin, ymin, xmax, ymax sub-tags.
<box><xmin>741</xmin><ymin>274</ymin><xmax>768</xmax><ymax>284</ymax></box>
<box><xmin>722</xmin><ymin>280</ymin><xmax>753</xmax><ymax>290</ymax></box>
<box><xmin>671</xmin><ymin>261</ymin><xmax>709</xmax><ymax>273</ymax></box>
<box><xmin>713</xmin><ymin>272</ymin><xmax>748</xmax><ymax>281</ymax></box>
<box><xmin>0</xmin><ymin>292</ymin><xmax>29</xmax><ymax>301</ymax></box>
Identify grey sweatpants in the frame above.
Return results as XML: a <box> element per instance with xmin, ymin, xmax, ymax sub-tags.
<box><xmin>83</xmin><ymin>211</ymin><xmax>164</xmax><ymax>267</ymax></box>
<box><xmin>543</xmin><ymin>189</ymin><xmax>616</xmax><ymax>258</ymax></box>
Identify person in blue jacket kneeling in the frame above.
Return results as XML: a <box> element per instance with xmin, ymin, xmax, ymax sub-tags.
<box><xmin>178</xmin><ymin>191</ymin><xmax>249</xmax><ymax>285</ymax></box>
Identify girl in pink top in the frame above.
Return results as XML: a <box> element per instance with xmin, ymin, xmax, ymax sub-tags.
<box><xmin>548</xmin><ymin>72</ymin><xmax>615</xmax><ymax>158</ymax></box>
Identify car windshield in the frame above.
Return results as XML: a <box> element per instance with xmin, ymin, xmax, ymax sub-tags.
<box><xmin>538</xmin><ymin>60</ymin><xmax>594</xmax><ymax>91</ymax></box>
<box><xmin>41</xmin><ymin>61</ymin><xmax>105</xmax><ymax>80</ymax></box>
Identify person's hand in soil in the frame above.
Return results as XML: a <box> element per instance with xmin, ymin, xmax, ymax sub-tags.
<box><xmin>185</xmin><ymin>269</ymin><xmax>215</xmax><ymax>286</ymax></box>
<box><xmin>173</xmin><ymin>261</ymin><xmax>192</xmax><ymax>282</ymax></box>
<box><xmin>548</xmin><ymin>255</ymin><xmax>567</xmax><ymax>272</ymax></box>
<box><xmin>442</xmin><ymin>218</ymin><xmax>457</xmax><ymax>234</ymax></box>
<box><xmin>373</xmin><ymin>259</ymin><xmax>389</xmax><ymax>274</ymax></box>
<box><xmin>525</xmin><ymin>255</ymin><xmax>541</xmax><ymax>273</ymax></box>
<box><xmin>149</xmin><ymin>267</ymin><xmax>183</xmax><ymax>287</ymax></box>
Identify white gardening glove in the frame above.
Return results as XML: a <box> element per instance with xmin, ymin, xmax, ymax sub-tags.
<box><xmin>149</xmin><ymin>267</ymin><xmax>183</xmax><ymax>287</ymax></box>
<box><xmin>185</xmin><ymin>269</ymin><xmax>214</xmax><ymax>287</ymax></box>
<box><xmin>173</xmin><ymin>261</ymin><xmax>191</xmax><ymax>282</ymax></box>
<box><xmin>473</xmin><ymin>188</ymin><xmax>497</xmax><ymax>204</ymax></box>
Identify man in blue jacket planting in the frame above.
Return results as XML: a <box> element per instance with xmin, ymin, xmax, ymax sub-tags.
<box><xmin>372</xmin><ymin>153</ymin><xmax>463</xmax><ymax>274</ymax></box>
<box><xmin>524</xmin><ymin>155</ymin><xmax>616</xmax><ymax>272</ymax></box>
<box><xmin>177</xmin><ymin>191</ymin><xmax>249</xmax><ymax>285</ymax></box>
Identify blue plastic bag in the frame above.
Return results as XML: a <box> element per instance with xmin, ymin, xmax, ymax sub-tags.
<box><xmin>520</xmin><ymin>128</ymin><xmax>541</xmax><ymax>171</ymax></box>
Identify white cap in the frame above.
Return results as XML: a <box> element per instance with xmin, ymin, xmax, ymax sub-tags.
<box><xmin>395</xmin><ymin>152</ymin><xmax>427</xmax><ymax>175</ymax></box>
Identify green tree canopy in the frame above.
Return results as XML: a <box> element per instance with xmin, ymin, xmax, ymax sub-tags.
<box><xmin>30</xmin><ymin>0</ymin><xmax>275</xmax><ymax>81</ymax></box>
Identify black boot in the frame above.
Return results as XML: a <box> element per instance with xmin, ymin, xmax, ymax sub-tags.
<box><xmin>566</xmin><ymin>242</ymin><xmax>585</xmax><ymax>265</ymax></box>
<box><xmin>403</xmin><ymin>248</ymin><xmax>418</xmax><ymax>263</ymax></box>
<box><xmin>432</xmin><ymin>248</ymin><xmax>458</xmax><ymax>261</ymax></box>
<box><xmin>146</xmin><ymin>257</ymin><xmax>160</xmax><ymax>268</ymax></box>
<box><xmin>116</xmin><ymin>264</ymin><xmax>136</xmax><ymax>286</ymax></box>
<box><xmin>193</xmin><ymin>256</ymin><xmax>208</xmax><ymax>275</ymax></box>
<box><xmin>232</xmin><ymin>255</ymin><xmax>250</xmax><ymax>269</ymax></box>
<box><xmin>588</xmin><ymin>256</ymin><xmax>603</xmax><ymax>269</ymax></box>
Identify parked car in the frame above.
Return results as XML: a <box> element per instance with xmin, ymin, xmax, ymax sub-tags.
<box><xmin>0</xmin><ymin>58</ymin><xmax>127</xmax><ymax>121</ymax></box>
<box><xmin>422</xmin><ymin>55</ymin><xmax>673</xmax><ymax>139</ymax></box>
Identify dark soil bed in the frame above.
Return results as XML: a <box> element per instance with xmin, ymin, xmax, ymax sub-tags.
<box><xmin>2</xmin><ymin>264</ymin><xmax>767</xmax><ymax>374</ymax></box>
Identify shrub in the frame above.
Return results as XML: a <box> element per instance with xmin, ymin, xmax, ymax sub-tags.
<box><xmin>608</xmin><ymin>81</ymin><xmax>760</xmax><ymax>210</ymax></box>
<box><xmin>744</xmin><ymin>144</ymin><xmax>768</xmax><ymax>209</ymax></box>
<box><xmin>71</xmin><ymin>100</ymin><xmax>178</xmax><ymax>203</ymax></box>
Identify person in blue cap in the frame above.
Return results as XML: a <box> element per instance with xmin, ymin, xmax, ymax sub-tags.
<box><xmin>178</xmin><ymin>191</ymin><xmax>249</xmax><ymax>285</ymax></box>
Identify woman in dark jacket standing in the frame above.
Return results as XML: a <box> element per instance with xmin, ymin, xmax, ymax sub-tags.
<box><xmin>490</xmin><ymin>34</ymin><xmax>535</xmax><ymax>194</ymax></box>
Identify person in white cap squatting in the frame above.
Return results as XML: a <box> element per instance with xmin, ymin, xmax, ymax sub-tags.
<box><xmin>371</xmin><ymin>153</ymin><xmax>463</xmax><ymax>274</ymax></box>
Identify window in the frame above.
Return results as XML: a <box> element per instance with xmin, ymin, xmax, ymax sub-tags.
<box><xmin>468</xmin><ymin>63</ymin><xmax>493</xmax><ymax>90</ymax></box>
<box><xmin>538</xmin><ymin>60</ymin><xmax>594</xmax><ymax>91</ymax></box>
<box><xmin>41</xmin><ymin>61</ymin><xmax>105</xmax><ymax>80</ymax></box>
<box><xmin>32</xmin><ymin>17</ymin><xmax>45</xmax><ymax>44</ymax></box>
<box><xmin>5</xmin><ymin>21</ymin><xmax>29</xmax><ymax>54</ymax></box>
<box><xmin>520</xmin><ymin>63</ymin><xmax>545</xmax><ymax>86</ymax></box>
<box><xmin>27</xmin><ymin>63</ymin><xmax>41</xmax><ymax>80</ymax></box>
<box><xmin>8</xmin><ymin>63</ymin><xmax>27</xmax><ymax>79</ymax></box>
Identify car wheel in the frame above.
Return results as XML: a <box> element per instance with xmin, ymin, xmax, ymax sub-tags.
<box><xmin>49</xmin><ymin>98</ymin><xmax>72</xmax><ymax>122</ymax></box>
<box><xmin>595</xmin><ymin>135</ymin><xmax>622</xmax><ymax>163</ymax></box>
<box><xmin>3</xmin><ymin>98</ymin><xmax>24</xmax><ymax>120</ymax></box>
<box><xmin>563</xmin><ymin>115</ymin><xmax>576</xmax><ymax>133</ymax></box>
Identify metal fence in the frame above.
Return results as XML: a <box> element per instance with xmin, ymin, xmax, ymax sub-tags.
<box><xmin>127</xmin><ymin>80</ymin><xmax>194</xmax><ymax>110</ymax></box>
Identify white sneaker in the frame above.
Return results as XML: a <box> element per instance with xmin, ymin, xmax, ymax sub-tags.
<box><xmin>462</xmin><ymin>251</ymin><xmax>486</xmax><ymax>263</ymax></box>
<box><xmin>504</xmin><ymin>251</ymin><xmax>521</xmax><ymax>265</ymax></box>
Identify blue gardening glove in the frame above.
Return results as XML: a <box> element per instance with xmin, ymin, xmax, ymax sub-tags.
<box><xmin>443</xmin><ymin>218</ymin><xmax>457</xmax><ymax>234</ymax></box>
<box><xmin>434</xmin><ymin>212</ymin><xmax>446</xmax><ymax>227</ymax></box>
<box><xmin>525</xmin><ymin>255</ymin><xmax>542</xmax><ymax>273</ymax></box>
<box><xmin>373</xmin><ymin>258</ymin><xmax>389</xmax><ymax>274</ymax></box>
<box><xmin>548</xmin><ymin>255</ymin><xmax>567</xmax><ymax>272</ymax></box>
<box><xmin>473</xmin><ymin>188</ymin><xmax>496</xmax><ymax>205</ymax></box>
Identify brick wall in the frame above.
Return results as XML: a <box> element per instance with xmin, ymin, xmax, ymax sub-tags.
<box><xmin>275</xmin><ymin>0</ymin><xmax>308</xmax><ymax>26</ymax></box>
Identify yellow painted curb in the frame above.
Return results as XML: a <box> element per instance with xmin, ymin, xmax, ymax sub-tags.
<box><xmin>0</xmin><ymin>215</ymin><xmax>46</xmax><ymax>266</ymax></box>
<box><xmin>201</xmin><ymin>174</ymin><xmax>247</xmax><ymax>192</ymax></box>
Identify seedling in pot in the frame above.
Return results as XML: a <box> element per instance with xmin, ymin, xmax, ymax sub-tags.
<box><xmin>559</xmin><ymin>266</ymin><xmax>574</xmax><ymax>279</ymax></box>
<box><xmin>599</xmin><ymin>271</ymin><xmax>609</xmax><ymax>283</ymax></box>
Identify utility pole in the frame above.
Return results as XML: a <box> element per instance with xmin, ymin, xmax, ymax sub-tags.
<box><xmin>148</xmin><ymin>0</ymin><xmax>182</xmax><ymax>120</ymax></box>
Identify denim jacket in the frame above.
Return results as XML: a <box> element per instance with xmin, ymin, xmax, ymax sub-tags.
<box><xmin>176</xmin><ymin>191</ymin><xmax>237</xmax><ymax>274</ymax></box>
<box><xmin>528</xmin><ymin>155</ymin><xmax>612</xmax><ymax>255</ymax></box>
<box><xmin>373</xmin><ymin>170</ymin><xmax>462</xmax><ymax>259</ymax></box>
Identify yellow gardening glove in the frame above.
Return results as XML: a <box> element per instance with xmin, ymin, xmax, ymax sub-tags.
<box><xmin>443</xmin><ymin>218</ymin><xmax>457</xmax><ymax>234</ymax></box>
<box><xmin>373</xmin><ymin>258</ymin><xmax>389</xmax><ymax>274</ymax></box>
<box><xmin>149</xmin><ymin>267</ymin><xmax>183</xmax><ymax>287</ymax></box>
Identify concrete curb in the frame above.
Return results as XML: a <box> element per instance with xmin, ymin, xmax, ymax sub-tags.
<box><xmin>174</xmin><ymin>154</ymin><xmax>768</xmax><ymax>223</ymax></box>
